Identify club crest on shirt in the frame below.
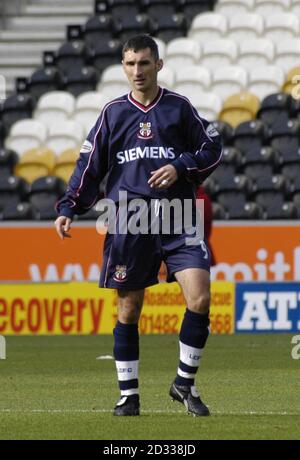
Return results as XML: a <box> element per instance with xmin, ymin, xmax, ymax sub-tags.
<box><xmin>113</xmin><ymin>265</ymin><xmax>127</xmax><ymax>282</ymax></box>
<box><xmin>138</xmin><ymin>122</ymin><xmax>153</xmax><ymax>139</ymax></box>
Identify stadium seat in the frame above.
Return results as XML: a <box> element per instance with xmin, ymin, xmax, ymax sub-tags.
<box><xmin>264</xmin><ymin>13</ymin><xmax>299</xmax><ymax>43</ymax></box>
<box><xmin>152</xmin><ymin>14</ymin><xmax>187</xmax><ymax>42</ymax></box>
<box><xmin>0</xmin><ymin>94</ymin><xmax>34</xmax><ymax>133</ymax></box>
<box><xmin>227</xmin><ymin>14</ymin><xmax>264</xmax><ymax>41</ymax></box>
<box><xmin>201</xmin><ymin>39</ymin><xmax>238</xmax><ymax>71</ymax></box>
<box><xmin>157</xmin><ymin>66</ymin><xmax>175</xmax><ymax>89</ymax></box>
<box><xmin>243</xmin><ymin>163</ymin><xmax>274</xmax><ymax>182</ymax></box>
<box><xmin>141</xmin><ymin>0</ymin><xmax>177</xmax><ymax>19</ymax></box>
<box><xmin>233</xmin><ymin>120</ymin><xmax>268</xmax><ymax>154</ymax></box>
<box><xmin>1</xmin><ymin>202</ymin><xmax>38</xmax><ymax>221</ymax></box>
<box><xmin>282</xmin><ymin>66</ymin><xmax>300</xmax><ymax>96</ymax></box>
<box><xmin>293</xmin><ymin>192</ymin><xmax>300</xmax><ymax>216</ymax></box>
<box><xmin>98</xmin><ymin>64</ymin><xmax>130</xmax><ymax>99</ymax></box>
<box><xmin>217</xmin><ymin>191</ymin><xmax>263</xmax><ymax>219</ymax></box>
<box><xmin>15</xmin><ymin>148</ymin><xmax>56</xmax><ymax>184</ymax></box>
<box><xmin>55</xmin><ymin>41</ymin><xmax>87</xmax><ymax>77</ymax></box>
<box><xmin>257</xmin><ymin>92</ymin><xmax>293</xmax><ymax>126</ymax></box>
<box><xmin>165</xmin><ymin>38</ymin><xmax>201</xmax><ymax>70</ymax></box>
<box><xmin>210</xmin><ymin>121</ymin><xmax>234</xmax><ymax>146</ymax></box>
<box><xmin>34</xmin><ymin>91</ymin><xmax>76</xmax><ymax>124</ymax></box>
<box><xmin>211</xmin><ymin>171</ymin><xmax>252</xmax><ymax>195</ymax></box>
<box><xmin>29</xmin><ymin>176</ymin><xmax>66</xmax><ymax>220</ymax></box>
<box><xmin>219</xmin><ymin>92</ymin><xmax>260</xmax><ymax>128</ymax></box>
<box><xmin>215</xmin><ymin>0</ymin><xmax>255</xmax><ymax>16</ymax></box>
<box><xmin>0</xmin><ymin>120</ymin><xmax>5</xmax><ymax>148</ymax></box>
<box><xmin>84</xmin><ymin>15</ymin><xmax>116</xmax><ymax>49</ymax></box>
<box><xmin>188</xmin><ymin>13</ymin><xmax>227</xmax><ymax>43</ymax></box>
<box><xmin>5</xmin><ymin>119</ymin><xmax>47</xmax><ymax>156</ymax></box>
<box><xmin>74</xmin><ymin>92</ymin><xmax>109</xmax><ymax>135</ymax></box>
<box><xmin>154</xmin><ymin>38</ymin><xmax>167</xmax><ymax>59</ymax></box>
<box><xmin>248</xmin><ymin>66</ymin><xmax>285</xmax><ymax>101</ymax></box>
<box><xmin>254</xmin><ymin>173</ymin><xmax>288</xmax><ymax>196</ymax></box>
<box><xmin>178</xmin><ymin>0</ymin><xmax>216</xmax><ymax>26</ymax></box>
<box><xmin>109</xmin><ymin>0</ymin><xmax>141</xmax><ymax>19</ymax></box>
<box><xmin>241</xmin><ymin>147</ymin><xmax>280</xmax><ymax>172</ymax></box>
<box><xmin>0</xmin><ymin>176</ymin><xmax>29</xmax><ymax>212</ymax></box>
<box><xmin>255</xmin><ymin>191</ymin><xmax>297</xmax><ymax>219</ymax></box>
<box><xmin>64</xmin><ymin>66</ymin><xmax>99</xmax><ymax>97</ymax></box>
<box><xmin>87</xmin><ymin>39</ymin><xmax>122</xmax><ymax>74</ymax></box>
<box><xmin>212</xmin><ymin>202</ymin><xmax>227</xmax><ymax>219</ymax></box>
<box><xmin>28</xmin><ymin>67</ymin><xmax>63</xmax><ymax>103</ymax></box>
<box><xmin>45</xmin><ymin>120</ymin><xmax>84</xmax><ymax>155</ymax></box>
<box><xmin>238</xmin><ymin>39</ymin><xmax>274</xmax><ymax>71</ymax></box>
<box><xmin>173</xmin><ymin>66</ymin><xmax>211</xmax><ymax>98</ymax></box>
<box><xmin>211</xmin><ymin>66</ymin><xmax>247</xmax><ymax>101</ymax></box>
<box><xmin>115</xmin><ymin>14</ymin><xmax>152</xmax><ymax>43</ymax></box>
<box><xmin>53</xmin><ymin>148</ymin><xmax>79</xmax><ymax>183</ymax></box>
<box><xmin>291</xmin><ymin>0</ymin><xmax>300</xmax><ymax>14</ymax></box>
<box><xmin>0</xmin><ymin>148</ymin><xmax>18</xmax><ymax>179</ymax></box>
<box><xmin>254</xmin><ymin>0</ymin><xmax>290</xmax><ymax>15</ymax></box>
<box><xmin>269</xmin><ymin>119</ymin><xmax>300</xmax><ymax>157</ymax></box>
<box><xmin>275</xmin><ymin>39</ymin><xmax>300</xmax><ymax>74</ymax></box>
<box><xmin>189</xmin><ymin>92</ymin><xmax>222</xmax><ymax>120</ymax></box>
<box><xmin>281</xmin><ymin>163</ymin><xmax>300</xmax><ymax>183</ymax></box>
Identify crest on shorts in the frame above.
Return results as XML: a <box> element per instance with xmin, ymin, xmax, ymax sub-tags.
<box><xmin>138</xmin><ymin>122</ymin><xmax>153</xmax><ymax>139</ymax></box>
<box><xmin>113</xmin><ymin>265</ymin><xmax>127</xmax><ymax>282</ymax></box>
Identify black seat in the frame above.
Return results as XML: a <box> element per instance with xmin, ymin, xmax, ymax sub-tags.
<box><xmin>0</xmin><ymin>148</ymin><xmax>18</xmax><ymax>179</ymax></box>
<box><xmin>0</xmin><ymin>120</ymin><xmax>6</xmax><ymax>148</ymax></box>
<box><xmin>153</xmin><ymin>14</ymin><xmax>187</xmax><ymax>42</ymax></box>
<box><xmin>281</xmin><ymin>163</ymin><xmax>300</xmax><ymax>182</ymax></box>
<box><xmin>177</xmin><ymin>0</ymin><xmax>216</xmax><ymax>26</ymax></box>
<box><xmin>221</xmin><ymin>147</ymin><xmax>242</xmax><ymax>169</ymax></box>
<box><xmin>56</xmin><ymin>41</ymin><xmax>87</xmax><ymax>77</ymax></box>
<box><xmin>241</xmin><ymin>146</ymin><xmax>280</xmax><ymax>172</ymax></box>
<box><xmin>233</xmin><ymin>120</ymin><xmax>268</xmax><ymax>154</ymax></box>
<box><xmin>269</xmin><ymin>119</ymin><xmax>300</xmax><ymax>155</ymax></box>
<box><xmin>1</xmin><ymin>202</ymin><xmax>38</xmax><ymax>221</ymax></box>
<box><xmin>217</xmin><ymin>191</ymin><xmax>262</xmax><ymax>219</ymax></box>
<box><xmin>29</xmin><ymin>176</ymin><xmax>66</xmax><ymax>220</ymax></box>
<box><xmin>115</xmin><ymin>14</ymin><xmax>152</xmax><ymax>42</ymax></box>
<box><xmin>210</xmin><ymin>120</ymin><xmax>234</xmax><ymax>146</ymax></box>
<box><xmin>94</xmin><ymin>0</ymin><xmax>110</xmax><ymax>15</ymax></box>
<box><xmin>109</xmin><ymin>0</ymin><xmax>141</xmax><ymax>19</ymax></box>
<box><xmin>257</xmin><ymin>92</ymin><xmax>293</xmax><ymax>126</ymax></box>
<box><xmin>28</xmin><ymin>67</ymin><xmax>63</xmax><ymax>102</ymax></box>
<box><xmin>253</xmin><ymin>174</ymin><xmax>288</xmax><ymax>196</ymax></box>
<box><xmin>64</xmin><ymin>66</ymin><xmax>99</xmax><ymax>97</ymax></box>
<box><xmin>141</xmin><ymin>0</ymin><xmax>177</xmax><ymax>20</ymax></box>
<box><xmin>243</xmin><ymin>163</ymin><xmax>274</xmax><ymax>182</ymax></box>
<box><xmin>84</xmin><ymin>15</ymin><xmax>116</xmax><ymax>49</ymax></box>
<box><xmin>88</xmin><ymin>39</ymin><xmax>122</xmax><ymax>74</ymax></box>
<box><xmin>0</xmin><ymin>176</ymin><xmax>29</xmax><ymax>211</ymax></box>
<box><xmin>212</xmin><ymin>202</ymin><xmax>227</xmax><ymax>220</ymax></box>
<box><xmin>212</xmin><ymin>173</ymin><xmax>252</xmax><ymax>196</ymax></box>
<box><xmin>274</xmin><ymin>144</ymin><xmax>300</xmax><ymax>166</ymax></box>
<box><xmin>255</xmin><ymin>191</ymin><xmax>297</xmax><ymax>219</ymax></box>
<box><xmin>1</xmin><ymin>93</ymin><xmax>34</xmax><ymax>133</ymax></box>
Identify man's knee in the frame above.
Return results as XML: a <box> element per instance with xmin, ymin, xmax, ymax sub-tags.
<box><xmin>188</xmin><ymin>293</ymin><xmax>210</xmax><ymax>314</ymax></box>
<box><xmin>118</xmin><ymin>303</ymin><xmax>140</xmax><ymax>324</ymax></box>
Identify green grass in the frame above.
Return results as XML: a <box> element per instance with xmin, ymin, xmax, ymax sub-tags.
<box><xmin>0</xmin><ymin>334</ymin><xmax>299</xmax><ymax>440</ymax></box>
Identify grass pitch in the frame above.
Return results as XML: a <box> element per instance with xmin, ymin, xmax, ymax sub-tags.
<box><xmin>0</xmin><ymin>334</ymin><xmax>299</xmax><ymax>440</ymax></box>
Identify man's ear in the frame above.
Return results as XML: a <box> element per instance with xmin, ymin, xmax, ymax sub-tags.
<box><xmin>157</xmin><ymin>59</ymin><xmax>163</xmax><ymax>72</ymax></box>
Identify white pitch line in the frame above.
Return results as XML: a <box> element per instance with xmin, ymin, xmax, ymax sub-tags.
<box><xmin>0</xmin><ymin>409</ymin><xmax>299</xmax><ymax>416</ymax></box>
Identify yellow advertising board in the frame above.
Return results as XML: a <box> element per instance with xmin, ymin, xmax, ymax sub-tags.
<box><xmin>0</xmin><ymin>281</ymin><xmax>235</xmax><ymax>335</ymax></box>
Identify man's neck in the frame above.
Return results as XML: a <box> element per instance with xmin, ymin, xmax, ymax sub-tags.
<box><xmin>131</xmin><ymin>85</ymin><xmax>160</xmax><ymax>106</ymax></box>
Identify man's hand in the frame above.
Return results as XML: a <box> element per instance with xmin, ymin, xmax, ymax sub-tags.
<box><xmin>54</xmin><ymin>216</ymin><xmax>72</xmax><ymax>240</ymax></box>
<box><xmin>148</xmin><ymin>164</ymin><xmax>178</xmax><ymax>189</ymax></box>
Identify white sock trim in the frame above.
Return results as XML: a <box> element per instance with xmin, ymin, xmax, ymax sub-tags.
<box><xmin>120</xmin><ymin>389</ymin><xmax>139</xmax><ymax>396</ymax></box>
<box><xmin>177</xmin><ymin>368</ymin><xmax>196</xmax><ymax>379</ymax></box>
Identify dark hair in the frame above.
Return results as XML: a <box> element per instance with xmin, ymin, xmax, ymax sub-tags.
<box><xmin>122</xmin><ymin>34</ymin><xmax>159</xmax><ymax>60</ymax></box>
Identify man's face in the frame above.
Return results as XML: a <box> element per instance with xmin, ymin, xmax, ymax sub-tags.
<box><xmin>122</xmin><ymin>47</ymin><xmax>163</xmax><ymax>93</ymax></box>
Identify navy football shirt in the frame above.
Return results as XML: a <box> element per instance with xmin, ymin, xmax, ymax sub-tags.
<box><xmin>57</xmin><ymin>87</ymin><xmax>223</xmax><ymax>218</ymax></box>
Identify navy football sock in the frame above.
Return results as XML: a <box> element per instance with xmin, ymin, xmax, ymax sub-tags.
<box><xmin>113</xmin><ymin>321</ymin><xmax>139</xmax><ymax>396</ymax></box>
<box><xmin>175</xmin><ymin>309</ymin><xmax>210</xmax><ymax>387</ymax></box>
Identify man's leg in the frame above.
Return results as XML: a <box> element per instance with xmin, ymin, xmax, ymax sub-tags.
<box><xmin>113</xmin><ymin>289</ymin><xmax>144</xmax><ymax>416</ymax></box>
<box><xmin>170</xmin><ymin>267</ymin><xmax>210</xmax><ymax>416</ymax></box>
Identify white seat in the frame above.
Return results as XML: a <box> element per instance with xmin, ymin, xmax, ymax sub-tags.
<box><xmin>154</xmin><ymin>37</ymin><xmax>166</xmax><ymax>60</ymax></box>
<box><xmin>5</xmin><ymin>119</ymin><xmax>47</xmax><ymax>156</ymax></box>
<box><xmin>248</xmin><ymin>66</ymin><xmax>285</xmax><ymax>100</ymax></box>
<box><xmin>45</xmin><ymin>120</ymin><xmax>84</xmax><ymax>155</ymax></box>
<box><xmin>254</xmin><ymin>0</ymin><xmax>290</xmax><ymax>16</ymax></box>
<box><xmin>275</xmin><ymin>39</ymin><xmax>300</xmax><ymax>74</ymax></box>
<box><xmin>227</xmin><ymin>14</ymin><xmax>264</xmax><ymax>41</ymax></box>
<box><xmin>98</xmin><ymin>64</ymin><xmax>130</xmax><ymax>99</ymax></box>
<box><xmin>201</xmin><ymin>39</ymin><xmax>238</xmax><ymax>70</ymax></box>
<box><xmin>165</xmin><ymin>38</ymin><xmax>201</xmax><ymax>70</ymax></box>
<box><xmin>215</xmin><ymin>0</ymin><xmax>255</xmax><ymax>16</ymax></box>
<box><xmin>189</xmin><ymin>92</ymin><xmax>222</xmax><ymax>121</ymax></box>
<box><xmin>264</xmin><ymin>13</ymin><xmax>299</xmax><ymax>43</ymax></box>
<box><xmin>211</xmin><ymin>66</ymin><xmax>248</xmax><ymax>101</ymax></box>
<box><xmin>188</xmin><ymin>13</ymin><xmax>227</xmax><ymax>43</ymax></box>
<box><xmin>157</xmin><ymin>66</ymin><xmax>175</xmax><ymax>89</ymax></box>
<box><xmin>74</xmin><ymin>91</ymin><xmax>110</xmax><ymax>135</ymax></box>
<box><xmin>34</xmin><ymin>91</ymin><xmax>75</xmax><ymax>123</ymax></box>
<box><xmin>291</xmin><ymin>0</ymin><xmax>300</xmax><ymax>15</ymax></box>
<box><xmin>174</xmin><ymin>66</ymin><xmax>211</xmax><ymax>97</ymax></box>
<box><xmin>238</xmin><ymin>39</ymin><xmax>274</xmax><ymax>70</ymax></box>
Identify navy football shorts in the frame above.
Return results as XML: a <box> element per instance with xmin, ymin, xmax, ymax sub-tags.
<box><xmin>99</xmin><ymin>199</ymin><xmax>211</xmax><ymax>290</ymax></box>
